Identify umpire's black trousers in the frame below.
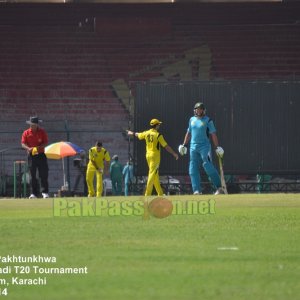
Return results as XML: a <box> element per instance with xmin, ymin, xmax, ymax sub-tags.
<box><xmin>28</xmin><ymin>153</ymin><xmax>49</xmax><ymax>196</ymax></box>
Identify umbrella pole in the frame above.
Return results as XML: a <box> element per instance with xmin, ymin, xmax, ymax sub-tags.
<box><xmin>62</xmin><ymin>158</ymin><xmax>66</xmax><ymax>187</ymax></box>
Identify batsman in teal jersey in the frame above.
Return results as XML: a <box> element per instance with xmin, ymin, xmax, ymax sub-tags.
<box><xmin>178</xmin><ymin>102</ymin><xmax>225</xmax><ymax>195</ymax></box>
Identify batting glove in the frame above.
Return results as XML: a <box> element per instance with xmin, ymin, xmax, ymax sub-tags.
<box><xmin>178</xmin><ymin>145</ymin><xmax>187</xmax><ymax>156</ymax></box>
<box><xmin>215</xmin><ymin>146</ymin><xmax>224</xmax><ymax>158</ymax></box>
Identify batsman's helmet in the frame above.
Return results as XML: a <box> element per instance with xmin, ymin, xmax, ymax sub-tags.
<box><xmin>194</xmin><ymin>102</ymin><xmax>205</xmax><ymax>110</ymax></box>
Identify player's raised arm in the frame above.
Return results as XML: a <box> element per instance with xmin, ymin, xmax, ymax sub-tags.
<box><xmin>127</xmin><ymin>130</ymin><xmax>139</xmax><ymax>138</ymax></box>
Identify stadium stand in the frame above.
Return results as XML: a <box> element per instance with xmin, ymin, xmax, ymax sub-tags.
<box><xmin>0</xmin><ymin>2</ymin><xmax>300</xmax><ymax>195</ymax></box>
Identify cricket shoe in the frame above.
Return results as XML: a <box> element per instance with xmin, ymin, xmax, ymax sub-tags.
<box><xmin>193</xmin><ymin>191</ymin><xmax>202</xmax><ymax>195</ymax></box>
<box><xmin>42</xmin><ymin>193</ymin><xmax>49</xmax><ymax>199</ymax></box>
<box><xmin>214</xmin><ymin>188</ymin><xmax>225</xmax><ymax>195</ymax></box>
<box><xmin>29</xmin><ymin>194</ymin><xmax>37</xmax><ymax>199</ymax></box>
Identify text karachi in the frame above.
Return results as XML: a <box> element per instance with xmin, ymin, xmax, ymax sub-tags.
<box><xmin>12</xmin><ymin>277</ymin><xmax>47</xmax><ymax>285</ymax></box>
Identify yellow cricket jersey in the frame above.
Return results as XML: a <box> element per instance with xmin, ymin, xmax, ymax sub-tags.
<box><xmin>88</xmin><ymin>146</ymin><xmax>110</xmax><ymax>169</ymax></box>
<box><xmin>137</xmin><ymin>128</ymin><xmax>168</xmax><ymax>155</ymax></box>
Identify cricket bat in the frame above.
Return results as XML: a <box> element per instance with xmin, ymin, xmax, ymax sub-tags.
<box><xmin>218</xmin><ymin>156</ymin><xmax>228</xmax><ymax>194</ymax></box>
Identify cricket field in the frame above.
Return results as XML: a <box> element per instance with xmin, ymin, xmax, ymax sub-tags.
<box><xmin>0</xmin><ymin>194</ymin><xmax>299</xmax><ymax>300</ymax></box>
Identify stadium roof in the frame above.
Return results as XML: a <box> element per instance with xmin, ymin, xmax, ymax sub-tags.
<box><xmin>0</xmin><ymin>0</ymin><xmax>284</xmax><ymax>3</ymax></box>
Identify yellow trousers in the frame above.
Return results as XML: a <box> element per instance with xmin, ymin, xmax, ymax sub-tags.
<box><xmin>86</xmin><ymin>167</ymin><xmax>103</xmax><ymax>197</ymax></box>
<box><xmin>145</xmin><ymin>154</ymin><xmax>163</xmax><ymax>196</ymax></box>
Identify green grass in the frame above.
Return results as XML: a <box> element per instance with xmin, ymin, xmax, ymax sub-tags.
<box><xmin>0</xmin><ymin>194</ymin><xmax>299</xmax><ymax>300</ymax></box>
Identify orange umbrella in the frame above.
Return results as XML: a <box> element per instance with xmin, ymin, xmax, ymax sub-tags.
<box><xmin>45</xmin><ymin>141</ymin><xmax>83</xmax><ymax>159</ymax></box>
<box><xmin>45</xmin><ymin>141</ymin><xmax>84</xmax><ymax>187</ymax></box>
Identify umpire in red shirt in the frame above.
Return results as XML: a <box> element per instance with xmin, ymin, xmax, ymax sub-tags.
<box><xmin>21</xmin><ymin>116</ymin><xmax>49</xmax><ymax>199</ymax></box>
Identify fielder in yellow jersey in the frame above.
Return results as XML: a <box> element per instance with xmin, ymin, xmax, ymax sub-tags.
<box><xmin>127</xmin><ymin>119</ymin><xmax>178</xmax><ymax>196</ymax></box>
<box><xmin>86</xmin><ymin>141</ymin><xmax>111</xmax><ymax>197</ymax></box>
